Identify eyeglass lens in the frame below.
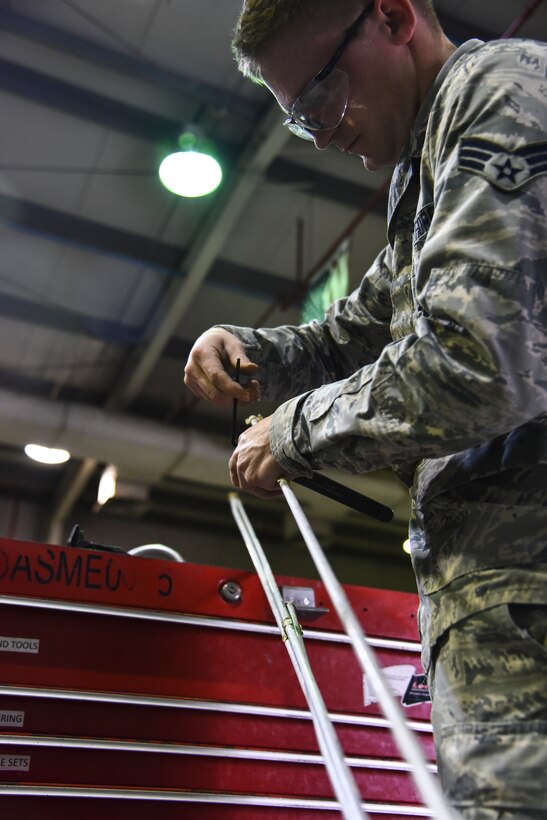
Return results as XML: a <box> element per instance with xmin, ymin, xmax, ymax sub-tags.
<box><xmin>291</xmin><ymin>69</ymin><xmax>349</xmax><ymax>132</ymax></box>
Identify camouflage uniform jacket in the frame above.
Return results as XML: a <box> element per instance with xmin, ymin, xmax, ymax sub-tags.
<box><xmin>220</xmin><ymin>39</ymin><xmax>547</xmax><ymax>665</ymax></box>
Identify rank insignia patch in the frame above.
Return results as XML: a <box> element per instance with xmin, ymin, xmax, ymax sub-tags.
<box><xmin>458</xmin><ymin>137</ymin><xmax>547</xmax><ymax>191</ymax></box>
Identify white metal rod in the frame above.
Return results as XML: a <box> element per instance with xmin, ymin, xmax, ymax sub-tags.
<box><xmin>229</xmin><ymin>493</ymin><xmax>366</xmax><ymax>820</ymax></box>
<box><xmin>279</xmin><ymin>478</ymin><xmax>459</xmax><ymax>820</ymax></box>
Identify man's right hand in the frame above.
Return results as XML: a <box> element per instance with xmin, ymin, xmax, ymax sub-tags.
<box><xmin>184</xmin><ymin>328</ymin><xmax>260</xmax><ymax>407</ymax></box>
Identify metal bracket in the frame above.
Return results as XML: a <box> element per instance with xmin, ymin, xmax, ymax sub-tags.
<box><xmin>281</xmin><ymin>585</ymin><xmax>329</xmax><ymax>622</ymax></box>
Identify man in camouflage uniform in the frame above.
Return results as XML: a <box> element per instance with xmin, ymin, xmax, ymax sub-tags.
<box><xmin>184</xmin><ymin>0</ymin><xmax>547</xmax><ymax>815</ymax></box>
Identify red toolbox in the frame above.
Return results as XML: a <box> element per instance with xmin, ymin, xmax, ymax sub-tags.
<box><xmin>0</xmin><ymin>536</ymin><xmax>434</xmax><ymax>818</ymax></box>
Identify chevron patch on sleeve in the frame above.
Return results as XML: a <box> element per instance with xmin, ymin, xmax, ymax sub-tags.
<box><xmin>458</xmin><ymin>137</ymin><xmax>547</xmax><ymax>191</ymax></box>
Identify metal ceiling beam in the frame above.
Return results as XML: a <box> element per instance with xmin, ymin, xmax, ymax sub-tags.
<box><xmin>0</xmin><ymin>365</ymin><xmax>105</xmax><ymax>406</ymax></box>
<box><xmin>0</xmin><ymin>56</ymin><xmax>184</xmax><ymax>146</ymax></box>
<box><xmin>0</xmin><ymin>192</ymin><xmax>183</xmax><ymax>269</ymax></box>
<box><xmin>266</xmin><ymin>159</ymin><xmax>388</xmax><ymax>215</ymax></box>
<box><xmin>0</xmin><ymin>8</ymin><xmax>258</xmax><ymax>121</ymax></box>
<box><xmin>0</xmin><ymin>362</ymin><xmax>221</xmax><ymax>435</ymax></box>
<box><xmin>208</xmin><ymin>257</ymin><xmax>295</xmax><ymax>300</ymax></box>
<box><xmin>0</xmin><ymin>193</ymin><xmax>293</xmax><ymax>300</ymax></box>
<box><xmin>3</xmin><ymin>193</ymin><xmax>186</xmax><ymax>269</ymax></box>
<box><xmin>0</xmin><ymin>292</ymin><xmax>141</xmax><ymax>346</ymax></box>
<box><xmin>0</xmin><ymin>287</ymin><xmax>286</xmax><ymax>357</ymax></box>
<box><xmin>0</xmin><ymin>7</ymin><xmax>499</xmax><ymax>98</ymax></box>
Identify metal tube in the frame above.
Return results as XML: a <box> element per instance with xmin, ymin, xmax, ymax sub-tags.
<box><xmin>229</xmin><ymin>493</ymin><xmax>366</xmax><ymax>820</ymax></box>
<box><xmin>278</xmin><ymin>478</ymin><xmax>460</xmax><ymax>820</ymax></box>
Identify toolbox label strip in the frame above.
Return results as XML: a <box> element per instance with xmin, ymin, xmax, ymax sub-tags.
<box><xmin>0</xmin><ymin>755</ymin><xmax>30</xmax><ymax>771</ymax></box>
<box><xmin>0</xmin><ymin>711</ymin><xmax>24</xmax><ymax>727</ymax></box>
<box><xmin>0</xmin><ymin>637</ymin><xmax>40</xmax><ymax>654</ymax></box>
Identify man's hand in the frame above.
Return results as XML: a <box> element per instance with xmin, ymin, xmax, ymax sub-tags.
<box><xmin>229</xmin><ymin>415</ymin><xmax>285</xmax><ymax>498</ymax></box>
<box><xmin>184</xmin><ymin>328</ymin><xmax>260</xmax><ymax>407</ymax></box>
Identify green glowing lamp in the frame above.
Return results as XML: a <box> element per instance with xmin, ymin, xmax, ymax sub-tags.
<box><xmin>159</xmin><ymin>129</ymin><xmax>222</xmax><ymax>197</ymax></box>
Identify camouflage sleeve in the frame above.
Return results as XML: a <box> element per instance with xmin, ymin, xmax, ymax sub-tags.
<box><xmin>217</xmin><ymin>244</ymin><xmax>393</xmax><ymax>402</ymax></box>
<box><xmin>269</xmin><ymin>41</ymin><xmax>547</xmax><ymax>478</ymax></box>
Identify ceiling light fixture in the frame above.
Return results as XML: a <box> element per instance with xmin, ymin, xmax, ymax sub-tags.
<box><xmin>24</xmin><ymin>443</ymin><xmax>71</xmax><ymax>465</ymax></box>
<box><xmin>97</xmin><ymin>464</ymin><xmax>118</xmax><ymax>507</ymax></box>
<box><xmin>159</xmin><ymin>127</ymin><xmax>222</xmax><ymax>197</ymax></box>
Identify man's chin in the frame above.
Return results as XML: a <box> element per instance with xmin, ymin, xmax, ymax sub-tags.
<box><xmin>362</xmin><ymin>155</ymin><xmax>380</xmax><ymax>172</ymax></box>
<box><xmin>361</xmin><ymin>154</ymin><xmax>396</xmax><ymax>173</ymax></box>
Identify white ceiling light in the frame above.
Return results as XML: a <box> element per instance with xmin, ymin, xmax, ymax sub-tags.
<box><xmin>402</xmin><ymin>538</ymin><xmax>411</xmax><ymax>555</ymax></box>
<box><xmin>159</xmin><ymin>128</ymin><xmax>222</xmax><ymax>197</ymax></box>
<box><xmin>97</xmin><ymin>464</ymin><xmax>118</xmax><ymax>507</ymax></box>
<box><xmin>24</xmin><ymin>443</ymin><xmax>70</xmax><ymax>465</ymax></box>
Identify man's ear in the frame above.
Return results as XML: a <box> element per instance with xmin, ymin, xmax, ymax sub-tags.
<box><xmin>375</xmin><ymin>0</ymin><xmax>417</xmax><ymax>45</ymax></box>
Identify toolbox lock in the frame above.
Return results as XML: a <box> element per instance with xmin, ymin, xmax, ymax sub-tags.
<box><xmin>219</xmin><ymin>580</ymin><xmax>243</xmax><ymax>605</ymax></box>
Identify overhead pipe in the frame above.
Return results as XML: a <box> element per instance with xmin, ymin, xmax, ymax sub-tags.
<box><xmin>501</xmin><ymin>0</ymin><xmax>544</xmax><ymax>38</ymax></box>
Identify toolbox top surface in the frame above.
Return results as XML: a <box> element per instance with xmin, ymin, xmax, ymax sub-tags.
<box><xmin>0</xmin><ymin>537</ymin><xmax>421</xmax><ymax>641</ymax></box>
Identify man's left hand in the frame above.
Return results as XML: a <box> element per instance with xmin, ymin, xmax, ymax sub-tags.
<box><xmin>229</xmin><ymin>415</ymin><xmax>285</xmax><ymax>498</ymax></box>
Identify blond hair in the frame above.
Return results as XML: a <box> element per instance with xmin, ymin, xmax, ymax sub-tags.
<box><xmin>232</xmin><ymin>0</ymin><xmax>442</xmax><ymax>81</ymax></box>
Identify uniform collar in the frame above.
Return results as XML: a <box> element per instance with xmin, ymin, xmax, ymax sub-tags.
<box><xmin>405</xmin><ymin>39</ymin><xmax>485</xmax><ymax>158</ymax></box>
<box><xmin>387</xmin><ymin>39</ymin><xmax>484</xmax><ymax>227</ymax></box>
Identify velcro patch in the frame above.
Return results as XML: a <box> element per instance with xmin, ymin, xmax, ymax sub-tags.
<box><xmin>413</xmin><ymin>203</ymin><xmax>434</xmax><ymax>247</ymax></box>
<box><xmin>458</xmin><ymin>137</ymin><xmax>547</xmax><ymax>191</ymax></box>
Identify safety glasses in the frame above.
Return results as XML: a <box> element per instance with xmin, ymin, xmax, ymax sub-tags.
<box><xmin>283</xmin><ymin>2</ymin><xmax>374</xmax><ymax>140</ymax></box>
